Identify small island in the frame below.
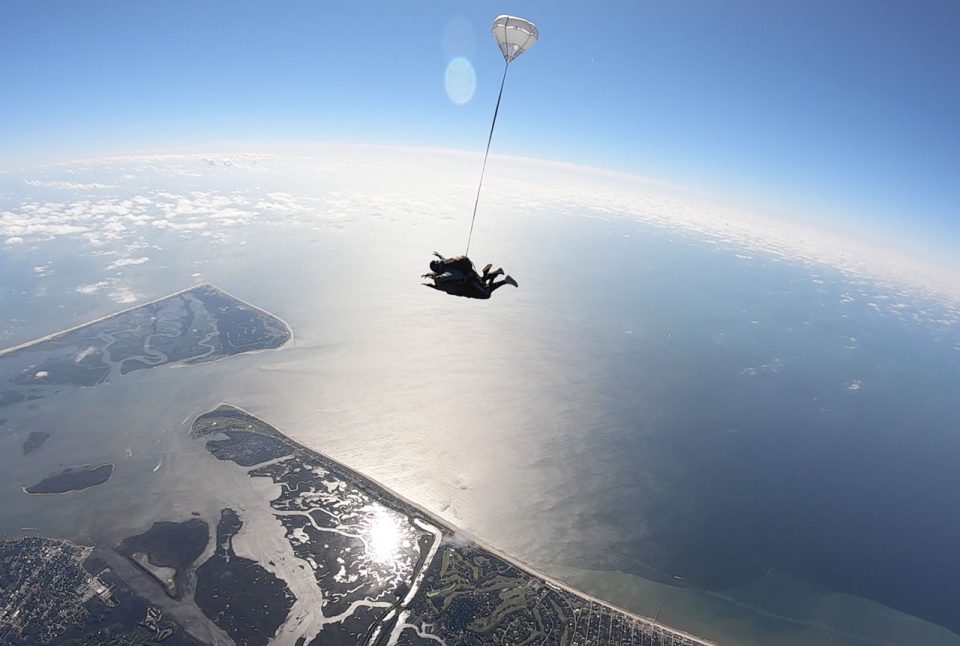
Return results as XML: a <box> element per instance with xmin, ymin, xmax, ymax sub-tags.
<box><xmin>116</xmin><ymin>518</ymin><xmax>209</xmax><ymax>599</ymax></box>
<box><xmin>24</xmin><ymin>463</ymin><xmax>114</xmax><ymax>495</ymax></box>
<box><xmin>22</xmin><ymin>431</ymin><xmax>50</xmax><ymax>455</ymax></box>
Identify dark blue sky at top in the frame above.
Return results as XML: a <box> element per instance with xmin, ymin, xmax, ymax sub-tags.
<box><xmin>1</xmin><ymin>1</ymin><xmax>958</xmax><ymax>262</ymax></box>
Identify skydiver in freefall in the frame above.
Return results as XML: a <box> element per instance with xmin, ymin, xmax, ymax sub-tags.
<box><xmin>421</xmin><ymin>251</ymin><xmax>518</xmax><ymax>299</ymax></box>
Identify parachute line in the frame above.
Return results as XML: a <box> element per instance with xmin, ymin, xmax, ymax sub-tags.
<box><xmin>465</xmin><ymin>60</ymin><xmax>509</xmax><ymax>256</ymax></box>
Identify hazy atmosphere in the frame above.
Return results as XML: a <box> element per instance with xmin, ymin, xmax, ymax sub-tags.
<box><xmin>1</xmin><ymin>3</ymin><xmax>959</xmax><ymax>646</ymax></box>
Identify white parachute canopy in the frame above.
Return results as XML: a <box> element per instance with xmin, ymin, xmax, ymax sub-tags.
<box><xmin>491</xmin><ymin>15</ymin><xmax>538</xmax><ymax>63</ymax></box>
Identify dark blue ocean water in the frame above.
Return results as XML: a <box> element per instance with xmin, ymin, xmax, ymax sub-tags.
<box><xmin>512</xmin><ymin>214</ymin><xmax>960</xmax><ymax>636</ymax></box>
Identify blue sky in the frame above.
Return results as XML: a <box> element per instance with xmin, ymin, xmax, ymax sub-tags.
<box><xmin>1</xmin><ymin>1</ymin><xmax>958</xmax><ymax>263</ymax></box>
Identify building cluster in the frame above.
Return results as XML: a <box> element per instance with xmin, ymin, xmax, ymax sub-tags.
<box><xmin>0</xmin><ymin>537</ymin><xmax>95</xmax><ymax>643</ymax></box>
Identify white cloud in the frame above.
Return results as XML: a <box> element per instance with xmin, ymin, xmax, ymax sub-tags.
<box><xmin>847</xmin><ymin>379</ymin><xmax>862</xmax><ymax>391</ymax></box>
<box><xmin>255</xmin><ymin>192</ymin><xmax>310</xmax><ymax>214</ymax></box>
<box><xmin>3</xmin><ymin>148</ymin><xmax>958</xmax><ymax>327</ymax></box>
<box><xmin>109</xmin><ymin>287</ymin><xmax>139</xmax><ymax>304</ymax></box>
<box><xmin>76</xmin><ymin>281</ymin><xmax>110</xmax><ymax>295</ymax></box>
<box><xmin>106</xmin><ymin>256</ymin><xmax>149</xmax><ymax>270</ymax></box>
<box><xmin>74</xmin><ymin>276</ymin><xmax>139</xmax><ymax>304</ymax></box>
<box><xmin>742</xmin><ymin>358</ymin><xmax>783</xmax><ymax>376</ymax></box>
<box><xmin>24</xmin><ymin>179</ymin><xmax>117</xmax><ymax>190</ymax></box>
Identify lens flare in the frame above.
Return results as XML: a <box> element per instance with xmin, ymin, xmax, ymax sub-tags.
<box><xmin>444</xmin><ymin>57</ymin><xmax>476</xmax><ymax>106</ymax></box>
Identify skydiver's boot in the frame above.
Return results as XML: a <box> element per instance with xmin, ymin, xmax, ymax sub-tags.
<box><xmin>483</xmin><ymin>267</ymin><xmax>503</xmax><ymax>285</ymax></box>
<box><xmin>503</xmin><ymin>275</ymin><xmax>518</xmax><ymax>288</ymax></box>
<box><xmin>482</xmin><ymin>263</ymin><xmax>493</xmax><ymax>275</ymax></box>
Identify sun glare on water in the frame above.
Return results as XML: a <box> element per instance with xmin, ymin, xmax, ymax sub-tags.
<box><xmin>365</xmin><ymin>506</ymin><xmax>403</xmax><ymax>565</ymax></box>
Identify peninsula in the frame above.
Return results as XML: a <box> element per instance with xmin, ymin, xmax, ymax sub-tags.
<box><xmin>188</xmin><ymin>405</ymin><xmax>713</xmax><ymax>645</ymax></box>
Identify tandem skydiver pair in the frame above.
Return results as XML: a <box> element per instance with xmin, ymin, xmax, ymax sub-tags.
<box><xmin>422</xmin><ymin>252</ymin><xmax>517</xmax><ymax>299</ymax></box>
<box><xmin>423</xmin><ymin>17</ymin><xmax>536</xmax><ymax>302</ymax></box>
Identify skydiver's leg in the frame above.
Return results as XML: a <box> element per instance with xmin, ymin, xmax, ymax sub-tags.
<box><xmin>488</xmin><ymin>275</ymin><xmax>518</xmax><ymax>293</ymax></box>
<box><xmin>484</xmin><ymin>267</ymin><xmax>504</xmax><ymax>285</ymax></box>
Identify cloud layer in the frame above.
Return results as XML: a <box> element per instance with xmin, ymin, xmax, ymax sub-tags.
<box><xmin>2</xmin><ymin>147</ymin><xmax>958</xmax><ymax>325</ymax></box>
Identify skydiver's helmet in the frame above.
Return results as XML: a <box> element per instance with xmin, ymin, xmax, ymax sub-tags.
<box><xmin>430</xmin><ymin>259</ymin><xmax>443</xmax><ymax>273</ymax></box>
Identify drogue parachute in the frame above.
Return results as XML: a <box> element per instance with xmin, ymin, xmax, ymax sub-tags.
<box><xmin>491</xmin><ymin>15</ymin><xmax>539</xmax><ymax>63</ymax></box>
<box><xmin>463</xmin><ymin>15</ymin><xmax>540</xmax><ymax>256</ymax></box>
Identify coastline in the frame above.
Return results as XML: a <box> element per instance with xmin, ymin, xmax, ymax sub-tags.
<box><xmin>2</xmin><ymin>287</ymin><xmax>708</xmax><ymax>644</ymax></box>
<box><xmin>210</xmin><ymin>284</ymin><xmax>297</xmax><ymax>351</ymax></box>
<box><xmin>214</xmin><ymin>403</ymin><xmax>715</xmax><ymax>645</ymax></box>
<box><xmin>0</xmin><ymin>283</ymin><xmax>295</xmax><ymax>359</ymax></box>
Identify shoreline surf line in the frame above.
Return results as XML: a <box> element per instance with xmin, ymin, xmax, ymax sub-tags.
<box><xmin>202</xmin><ymin>403</ymin><xmax>715</xmax><ymax>645</ymax></box>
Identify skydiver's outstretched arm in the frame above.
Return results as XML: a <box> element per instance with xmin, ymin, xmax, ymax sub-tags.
<box><xmin>422</xmin><ymin>282</ymin><xmax>442</xmax><ymax>290</ymax></box>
